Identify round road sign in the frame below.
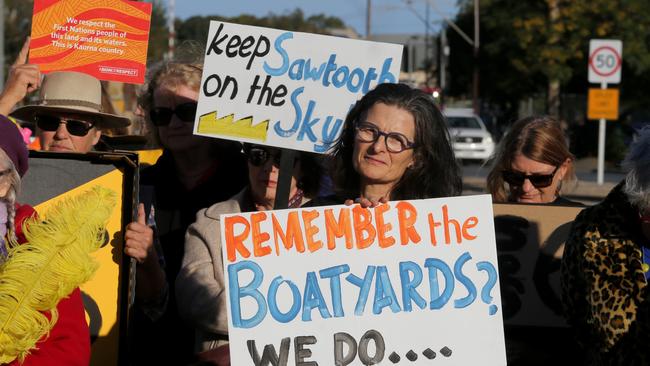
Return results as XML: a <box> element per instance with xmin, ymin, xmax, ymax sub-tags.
<box><xmin>589</xmin><ymin>45</ymin><xmax>622</xmax><ymax>77</ymax></box>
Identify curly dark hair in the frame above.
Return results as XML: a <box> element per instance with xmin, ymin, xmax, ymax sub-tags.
<box><xmin>329</xmin><ymin>83</ymin><xmax>461</xmax><ymax>200</ymax></box>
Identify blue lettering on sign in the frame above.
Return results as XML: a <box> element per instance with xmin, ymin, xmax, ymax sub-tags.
<box><xmin>227</xmin><ymin>253</ymin><xmax>500</xmax><ymax>329</ymax></box>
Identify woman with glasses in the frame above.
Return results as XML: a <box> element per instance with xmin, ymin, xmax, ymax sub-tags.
<box><xmin>487</xmin><ymin>116</ymin><xmax>579</xmax><ymax>205</ymax></box>
<box><xmin>326</xmin><ymin>83</ymin><xmax>461</xmax><ymax>206</ymax></box>
<box><xmin>124</xmin><ymin>57</ymin><xmax>248</xmax><ymax>365</ymax></box>
<box><xmin>175</xmin><ymin>143</ymin><xmax>322</xmax><ymax>364</ymax></box>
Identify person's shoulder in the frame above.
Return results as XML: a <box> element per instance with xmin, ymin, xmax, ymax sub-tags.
<box><xmin>203</xmin><ymin>189</ymin><xmax>249</xmax><ymax>220</ymax></box>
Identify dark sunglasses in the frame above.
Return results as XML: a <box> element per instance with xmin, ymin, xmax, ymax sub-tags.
<box><xmin>35</xmin><ymin>115</ymin><xmax>95</xmax><ymax>136</ymax></box>
<box><xmin>150</xmin><ymin>102</ymin><xmax>197</xmax><ymax>126</ymax></box>
<box><xmin>502</xmin><ymin>166</ymin><xmax>559</xmax><ymax>188</ymax></box>
<box><xmin>246</xmin><ymin>147</ymin><xmax>281</xmax><ymax>167</ymax></box>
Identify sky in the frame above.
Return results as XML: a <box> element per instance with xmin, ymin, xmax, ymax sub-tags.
<box><xmin>172</xmin><ymin>0</ymin><xmax>459</xmax><ymax>36</ymax></box>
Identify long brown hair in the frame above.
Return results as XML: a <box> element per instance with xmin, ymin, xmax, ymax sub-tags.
<box><xmin>487</xmin><ymin>116</ymin><xmax>576</xmax><ymax>202</ymax></box>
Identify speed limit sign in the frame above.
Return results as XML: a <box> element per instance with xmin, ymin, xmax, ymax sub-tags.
<box><xmin>588</xmin><ymin>39</ymin><xmax>622</xmax><ymax>84</ymax></box>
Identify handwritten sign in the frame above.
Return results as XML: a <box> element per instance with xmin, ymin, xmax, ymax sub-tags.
<box><xmin>30</xmin><ymin>0</ymin><xmax>152</xmax><ymax>84</ymax></box>
<box><xmin>221</xmin><ymin>195</ymin><xmax>506</xmax><ymax>365</ymax></box>
<box><xmin>195</xmin><ymin>21</ymin><xmax>403</xmax><ymax>154</ymax></box>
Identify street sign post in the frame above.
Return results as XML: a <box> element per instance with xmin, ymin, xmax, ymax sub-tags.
<box><xmin>588</xmin><ymin>39</ymin><xmax>622</xmax><ymax>185</ymax></box>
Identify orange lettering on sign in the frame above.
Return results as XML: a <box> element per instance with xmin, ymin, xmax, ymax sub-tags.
<box><xmin>272</xmin><ymin>211</ymin><xmax>305</xmax><ymax>254</ymax></box>
<box><xmin>462</xmin><ymin>216</ymin><xmax>479</xmax><ymax>241</ymax></box>
<box><xmin>324</xmin><ymin>208</ymin><xmax>353</xmax><ymax>249</ymax></box>
<box><xmin>251</xmin><ymin>212</ymin><xmax>271</xmax><ymax>257</ymax></box>
<box><xmin>442</xmin><ymin>205</ymin><xmax>461</xmax><ymax>244</ymax></box>
<box><xmin>353</xmin><ymin>205</ymin><xmax>376</xmax><ymax>249</ymax></box>
<box><xmin>397</xmin><ymin>201</ymin><xmax>421</xmax><ymax>245</ymax></box>
<box><xmin>428</xmin><ymin>212</ymin><xmax>442</xmax><ymax>246</ymax></box>
<box><xmin>224</xmin><ymin>215</ymin><xmax>251</xmax><ymax>262</ymax></box>
<box><xmin>375</xmin><ymin>203</ymin><xmax>395</xmax><ymax>248</ymax></box>
<box><xmin>302</xmin><ymin>209</ymin><xmax>323</xmax><ymax>252</ymax></box>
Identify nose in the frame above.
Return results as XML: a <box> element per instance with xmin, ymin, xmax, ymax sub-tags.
<box><xmin>521</xmin><ymin>178</ymin><xmax>535</xmax><ymax>193</ymax></box>
<box><xmin>53</xmin><ymin>121</ymin><xmax>70</xmax><ymax>139</ymax></box>
<box><xmin>369</xmin><ymin>135</ymin><xmax>387</xmax><ymax>153</ymax></box>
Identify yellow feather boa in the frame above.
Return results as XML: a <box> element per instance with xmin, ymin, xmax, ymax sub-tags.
<box><xmin>0</xmin><ymin>186</ymin><xmax>116</xmax><ymax>363</ymax></box>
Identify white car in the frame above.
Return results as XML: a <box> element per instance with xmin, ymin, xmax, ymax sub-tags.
<box><xmin>443</xmin><ymin>108</ymin><xmax>495</xmax><ymax>161</ymax></box>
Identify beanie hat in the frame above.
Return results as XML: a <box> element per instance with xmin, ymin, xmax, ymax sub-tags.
<box><xmin>0</xmin><ymin>116</ymin><xmax>28</xmax><ymax>177</ymax></box>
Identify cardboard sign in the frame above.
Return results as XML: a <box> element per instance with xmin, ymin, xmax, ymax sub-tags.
<box><xmin>221</xmin><ymin>195</ymin><xmax>506</xmax><ymax>365</ymax></box>
<box><xmin>493</xmin><ymin>203</ymin><xmax>583</xmax><ymax>327</ymax></box>
<box><xmin>29</xmin><ymin>0</ymin><xmax>152</xmax><ymax>84</ymax></box>
<box><xmin>21</xmin><ymin>151</ymin><xmax>138</xmax><ymax>366</ymax></box>
<box><xmin>195</xmin><ymin>21</ymin><xmax>403</xmax><ymax>154</ymax></box>
<box><xmin>587</xmin><ymin>88</ymin><xmax>619</xmax><ymax>120</ymax></box>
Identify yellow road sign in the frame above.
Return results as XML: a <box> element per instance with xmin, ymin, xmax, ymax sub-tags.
<box><xmin>588</xmin><ymin>88</ymin><xmax>619</xmax><ymax>120</ymax></box>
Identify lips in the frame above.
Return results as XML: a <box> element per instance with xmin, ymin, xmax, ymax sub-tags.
<box><xmin>364</xmin><ymin>155</ymin><xmax>386</xmax><ymax>165</ymax></box>
<box><xmin>48</xmin><ymin>145</ymin><xmax>72</xmax><ymax>152</ymax></box>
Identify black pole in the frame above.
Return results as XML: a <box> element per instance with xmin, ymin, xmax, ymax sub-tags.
<box><xmin>273</xmin><ymin>148</ymin><xmax>297</xmax><ymax>209</ymax></box>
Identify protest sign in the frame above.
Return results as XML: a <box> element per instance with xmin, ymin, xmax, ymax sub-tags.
<box><xmin>21</xmin><ymin>151</ymin><xmax>138</xmax><ymax>366</ymax></box>
<box><xmin>493</xmin><ymin>203</ymin><xmax>583</xmax><ymax>327</ymax></box>
<box><xmin>221</xmin><ymin>195</ymin><xmax>506</xmax><ymax>365</ymax></box>
<box><xmin>196</xmin><ymin>21</ymin><xmax>403</xmax><ymax>154</ymax></box>
<box><xmin>29</xmin><ymin>0</ymin><xmax>152</xmax><ymax>84</ymax></box>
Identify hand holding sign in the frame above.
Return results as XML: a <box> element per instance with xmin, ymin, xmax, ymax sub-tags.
<box><xmin>0</xmin><ymin>38</ymin><xmax>41</xmax><ymax>116</ymax></box>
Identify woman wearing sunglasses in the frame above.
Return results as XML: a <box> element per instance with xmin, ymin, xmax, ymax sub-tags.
<box><xmin>125</xmin><ymin>58</ymin><xmax>248</xmax><ymax>365</ymax></box>
<box><xmin>175</xmin><ymin>144</ymin><xmax>322</xmax><ymax>364</ymax></box>
<box><xmin>487</xmin><ymin>116</ymin><xmax>579</xmax><ymax>205</ymax></box>
<box><xmin>325</xmin><ymin>83</ymin><xmax>461</xmax><ymax>206</ymax></box>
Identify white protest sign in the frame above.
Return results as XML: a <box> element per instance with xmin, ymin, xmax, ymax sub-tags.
<box><xmin>588</xmin><ymin>39</ymin><xmax>623</xmax><ymax>84</ymax></box>
<box><xmin>195</xmin><ymin>21</ymin><xmax>403</xmax><ymax>154</ymax></box>
<box><xmin>221</xmin><ymin>195</ymin><xmax>506</xmax><ymax>365</ymax></box>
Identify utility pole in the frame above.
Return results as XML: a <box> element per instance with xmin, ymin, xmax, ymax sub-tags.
<box><xmin>167</xmin><ymin>0</ymin><xmax>175</xmax><ymax>59</ymax></box>
<box><xmin>472</xmin><ymin>0</ymin><xmax>480</xmax><ymax>114</ymax></box>
<box><xmin>366</xmin><ymin>0</ymin><xmax>371</xmax><ymax>39</ymax></box>
<box><xmin>425</xmin><ymin>1</ymin><xmax>430</xmax><ymax>85</ymax></box>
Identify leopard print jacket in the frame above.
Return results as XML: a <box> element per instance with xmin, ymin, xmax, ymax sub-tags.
<box><xmin>561</xmin><ymin>182</ymin><xmax>650</xmax><ymax>365</ymax></box>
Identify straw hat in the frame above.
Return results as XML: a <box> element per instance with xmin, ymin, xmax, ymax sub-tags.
<box><xmin>11</xmin><ymin>71</ymin><xmax>130</xmax><ymax>129</ymax></box>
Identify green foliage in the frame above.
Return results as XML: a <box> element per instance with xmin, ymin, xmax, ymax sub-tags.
<box><xmin>146</xmin><ymin>0</ymin><xmax>169</xmax><ymax>64</ymax></box>
<box><xmin>449</xmin><ymin>0</ymin><xmax>650</xmax><ymax>110</ymax></box>
<box><xmin>176</xmin><ymin>8</ymin><xmax>347</xmax><ymax>44</ymax></box>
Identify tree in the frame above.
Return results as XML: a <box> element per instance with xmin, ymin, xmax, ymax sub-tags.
<box><xmin>448</xmin><ymin>0</ymin><xmax>650</xmax><ymax>118</ymax></box>
<box><xmin>176</xmin><ymin>9</ymin><xmax>349</xmax><ymax>44</ymax></box>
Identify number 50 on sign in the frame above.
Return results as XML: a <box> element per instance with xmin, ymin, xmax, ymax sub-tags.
<box><xmin>588</xmin><ymin>39</ymin><xmax>622</xmax><ymax>84</ymax></box>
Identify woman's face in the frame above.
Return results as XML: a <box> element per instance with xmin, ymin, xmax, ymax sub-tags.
<box><xmin>153</xmin><ymin>84</ymin><xmax>210</xmax><ymax>152</ymax></box>
<box><xmin>247</xmin><ymin>146</ymin><xmax>300</xmax><ymax>208</ymax></box>
<box><xmin>352</xmin><ymin>103</ymin><xmax>416</xmax><ymax>191</ymax></box>
<box><xmin>506</xmin><ymin>154</ymin><xmax>569</xmax><ymax>203</ymax></box>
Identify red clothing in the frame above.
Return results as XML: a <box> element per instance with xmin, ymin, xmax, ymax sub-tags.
<box><xmin>5</xmin><ymin>205</ymin><xmax>90</xmax><ymax>366</ymax></box>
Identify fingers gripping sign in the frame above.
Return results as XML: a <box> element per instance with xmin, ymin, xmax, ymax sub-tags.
<box><xmin>0</xmin><ymin>37</ymin><xmax>41</xmax><ymax>115</ymax></box>
<box><xmin>124</xmin><ymin>203</ymin><xmax>156</xmax><ymax>266</ymax></box>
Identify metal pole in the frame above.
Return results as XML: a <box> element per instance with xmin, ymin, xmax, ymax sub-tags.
<box><xmin>167</xmin><ymin>0</ymin><xmax>175</xmax><ymax>59</ymax></box>
<box><xmin>366</xmin><ymin>0</ymin><xmax>371</xmax><ymax>39</ymax></box>
<box><xmin>597</xmin><ymin>81</ymin><xmax>607</xmax><ymax>185</ymax></box>
<box><xmin>472</xmin><ymin>0</ymin><xmax>480</xmax><ymax>114</ymax></box>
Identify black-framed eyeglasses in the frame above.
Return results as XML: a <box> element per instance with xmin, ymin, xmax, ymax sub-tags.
<box><xmin>35</xmin><ymin>115</ymin><xmax>95</xmax><ymax>136</ymax></box>
<box><xmin>150</xmin><ymin>102</ymin><xmax>197</xmax><ymax>126</ymax></box>
<box><xmin>355</xmin><ymin>122</ymin><xmax>416</xmax><ymax>153</ymax></box>
<box><xmin>502</xmin><ymin>166</ymin><xmax>559</xmax><ymax>188</ymax></box>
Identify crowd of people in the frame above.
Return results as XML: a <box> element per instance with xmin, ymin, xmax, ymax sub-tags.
<box><xmin>0</xmin><ymin>38</ymin><xmax>649</xmax><ymax>366</ymax></box>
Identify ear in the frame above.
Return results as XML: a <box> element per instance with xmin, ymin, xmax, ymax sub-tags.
<box><xmin>557</xmin><ymin>157</ymin><xmax>571</xmax><ymax>180</ymax></box>
<box><xmin>91</xmin><ymin>128</ymin><xmax>102</xmax><ymax>146</ymax></box>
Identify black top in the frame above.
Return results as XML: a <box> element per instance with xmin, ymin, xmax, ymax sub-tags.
<box><xmin>130</xmin><ymin>149</ymin><xmax>248</xmax><ymax>365</ymax></box>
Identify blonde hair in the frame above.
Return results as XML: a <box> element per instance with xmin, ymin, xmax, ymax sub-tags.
<box><xmin>138</xmin><ymin>41</ymin><xmax>205</xmax><ymax>146</ymax></box>
<box><xmin>0</xmin><ymin>148</ymin><xmax>21</xmax><ymax>242</ymax></box>
<box><xmin>487</xmin><ymin>116</ymin><xmax>576</xmax><ymax>202</ymax></box>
